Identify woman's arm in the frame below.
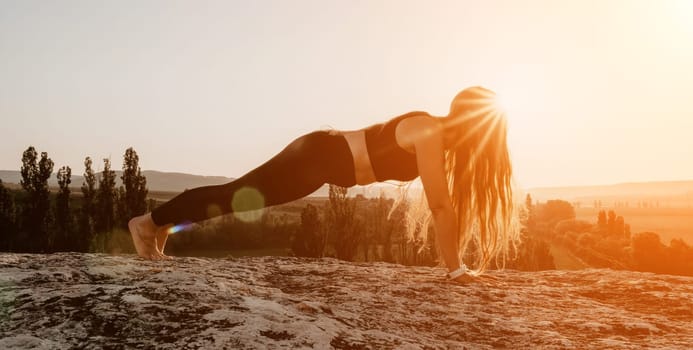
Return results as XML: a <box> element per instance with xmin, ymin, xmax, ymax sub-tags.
<box><xmin>429</xmin><ymin>203</ymin><xmax>462</xmax><ymax>272</ymax></box>
<box><xmin>401</xmin><ymin>116</ymin><xmax>461</xmax><ymax>272</ymax></box>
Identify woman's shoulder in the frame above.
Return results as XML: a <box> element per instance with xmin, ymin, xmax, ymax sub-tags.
<box><xmin>395</xmin><ymin>112</ymin><xmax>443</xmax><ymax>151</ymax></box>
<box><xmin>397</xmin><ymin>111</ymin><xmax>441</xmax><ymax>131</ymax></box>
<box><xmin>396</xmin><ymin>110</ymin><xmax>431</xmax><ymax>121</ymax></box>
<box><xmin>365</xmin><ymin>111</ymin><xmax>430</xmax><ymax>132</ymax></box>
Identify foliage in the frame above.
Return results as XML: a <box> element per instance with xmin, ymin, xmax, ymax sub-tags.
<box><xmin>327</xmin><ymin>185</ymin><xmax>361</xmax><ymax>261</ymax></box>
<box><xmin>504</xmin><ymin>231</ymin><xmax>556</xmax><ymax>271</ymax></box>
<box><xmin>3</xmin><ymin>142</ymin><xmax>554</xmax><ymax>271</ymax></box>
<box><xmin>54</xmin><ymin>166</ymin><xmax>72</xmax><ymax>251</ymax></box>
<box><xmin>89</xmin><ymin>229</ymin><xmax>135</xmax><ymax>255</ymax></box>
<box><xmin>119</xmin><ymin>147</ymin><xmax>148</xmax><ymax>226</ymax></box>
<box><xmin>0</xmin><ymin>180</ymin><xmax>17</xmax><ymax>251</ymax></box>
<box><xmin>20</xmin><ymin>147</ymin><xmax>54</xmax><ymax>252</ymax></box>
<box><xmin>116</xmin><ymin>186</ymin><xmax>127</xmax><ymax>229</ymax></box>
<box><xmin>78</xmin><ymin>157</ymin><xmax>97</xmax><ymax>252</ymax></box>
<box><xmin>532</xmin><ymin>197</ymin><xmax>693</xmax><ymax>276</ymax></box>
<box><xmin>291</xmin><ymin>203</ymin><xmax>325</xmax><ymax>257</ymax></box>
<box><xmin>631</xmin><ymin>232</ymin><xmax>667</xmax><ymax>273</ymax></box>
<box><xmin>95</xmin><ymin>158</ymin><xmax>117</xmax><ymax>237</ymax></box>
<box><xmin>503</xmin><ymin>194</ymin><xmax>556</xmax><ymax>271</ymax></box>
<box><xmin>362</xmin><ymin>193</ymin><xmax>390</xmax><ymax>261</ymax></box>
<box><xmin>535</xmin><ymin>199</ymin><xmax>575</xmax><ymax>226</ymax></box>
<box><xmin>554</xmin><ymin>219</ymin><xmax>592</xmax><ymax>237</ymax></box>
<box><xmin>164</xmin><ymin>209</ymin><xmax>297</xmax><ymax>255</ymax></box>
<box><xmin>667</xmin><ymin>238</ymin><xmax>693</xmax><ymax>276</ymax></box>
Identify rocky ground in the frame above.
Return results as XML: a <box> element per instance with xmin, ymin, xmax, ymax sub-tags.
<box><xmin>0</xmin><ymin>253</ymin><xmax>691</xmax><ymax>349</ymax></box>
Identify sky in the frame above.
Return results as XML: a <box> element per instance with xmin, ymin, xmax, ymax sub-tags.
<box><xmin>1</xmin><ymin>0</ymin><xmax>692</xmax><ymax>189</ymax></box>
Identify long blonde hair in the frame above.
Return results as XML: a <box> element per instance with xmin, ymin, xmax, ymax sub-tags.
<box><xmin>397</xmin><ymin>87</ymin><xmax>520</xmax><ymax>273</ymax></box>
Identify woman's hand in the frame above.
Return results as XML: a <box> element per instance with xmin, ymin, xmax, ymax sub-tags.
<box><xmin>452</xmin><ymin>273</ymin><xmax>477</xmax><ymax>284</ymax></box>
<box><xmin>451</xmin><ymin>272</ymin><xmax>498</xmax><ymax>284</ymax></box>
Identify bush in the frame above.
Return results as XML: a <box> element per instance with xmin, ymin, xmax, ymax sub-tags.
<box><xmin>555</xmin><ymin>219</ymin><xmax>592</xmax><ymax>236</ymax></box>
<box><xmin>291</xmin><ymin>203</ymin><xmax>325</xmax><ymax>258</ymax></box>
<box><xmin>577</xmin><ymin>232</ymin><xmax>596</xmax><ymax>248</ymax></box>
<box><xmin>503</xmin><ymin>231</ymin><xmax>555</xmax><ymax>271</ymax></box>
<box><xmin>536</xmin><ymin>200</ymin><xmax>575</xmax><ymax>226</ymax></box>
<box><xmin>89</xmin><ymin>229</ymin><xmax>135</xmax><ymax>254</ymax></box>
<box><xmin>631</xmin><ymin>232</ymin><xmax>667</xmax><ymax>273</ymax></box>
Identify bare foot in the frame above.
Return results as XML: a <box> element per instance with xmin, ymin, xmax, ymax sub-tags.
<box><xmin>156</xmin><ymin>224</ymin><xmax>173</xmax><ymax>259</ymax></box>
<box><xmin>128</xmin><ymin>213</ymin><xmax>165</xmax><ymax>260</ymax></box>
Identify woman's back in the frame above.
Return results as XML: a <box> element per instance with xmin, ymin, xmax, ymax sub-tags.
<box><xmin>364</xmin><ymin>111</ymin><xmax>429</xmax><ymax>182</ymax></box>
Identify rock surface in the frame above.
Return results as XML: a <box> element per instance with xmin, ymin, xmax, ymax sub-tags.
<box><xmin>0</xmin><ymin>253</ymin><xmax>691</xmax><ymax>349</ymax></box>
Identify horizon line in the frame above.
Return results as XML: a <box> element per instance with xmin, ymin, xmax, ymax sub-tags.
<box><xmin>2</xmin><ymin>168</ymin><xmax>693</xmax><ymax>191</ymax></box>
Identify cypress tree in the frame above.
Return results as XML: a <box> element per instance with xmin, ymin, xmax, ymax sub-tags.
<box><xmin>95</xmin><ymin>158</ymin><xmax>117</xmax><ymax>234</ymax></box>
<box><xmin>79</xmin><ymin>157</ymin><xmax>97</xmax><ymax>251</ymax></box>
<box><xmin>120</xmin><ymin>147</ymin><xmax>148</xmax><ymax>226</ymax></box>
<box><xmin>0</xmin><ymin>179</ymin><xmax>17</xmax><ymax>251</ymax></box>
<box><xmin>55</xmin><ymin>166</ymin><xmax>72</xmax><ymax>251</ymax></box>
<box><xmin>20</xmin><ymin>147</ymin><xmax>54</xmax><ymax>252</ymax></box>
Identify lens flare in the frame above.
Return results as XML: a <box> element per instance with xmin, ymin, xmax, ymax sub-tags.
<box><xmin>231</xmin><ymin>186</ymin><xmax>265</xmax><ymax>222</ymax></box>
<box><xmin>167</xmin><ymin>221</ymin><xmax>194</xmax><ymax>234</ymax></box>
<box><xmin>206</xmin><ymin>204</ymin><xmax>222</xmax><ymax>219</ymax></box>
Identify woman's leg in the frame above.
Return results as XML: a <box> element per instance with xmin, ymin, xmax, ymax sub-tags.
<box><xmin>150</xmin><ymin>130</ymin><xmax>356</xmax><ymax>226</ymax></box>
<box><xmin>131</xmin><ymin>130</ymin><xmax>355</xmax><ymax>259</ymax></box>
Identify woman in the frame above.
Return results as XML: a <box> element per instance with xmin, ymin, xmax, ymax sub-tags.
<box><xmin>129</xmin><ymin>86</ymin><xmax>519</xmax><ymax>283</ymax></box>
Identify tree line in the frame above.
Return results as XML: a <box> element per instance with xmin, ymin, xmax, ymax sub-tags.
<box><xmin>0</xmin><ymin>146</ymin><xmax>148</xmax><ymax>253</ymax></box>
<box><xmin>160</xmin><ymin>185</ymin><xmax>555</xmax><ymax>271</ymax></box>
<box><xmin>526</xmin><ymin>195</ymin><xmax>693</xmax><ymax>276</ymax></box>
<box><xmin>162</xmin><ymin>185</ymin><xmax>441</xmax><ymax>266</ymax></box>
<box><xmin>291</xmin><ymin>185</ymin><xmax>439</xmax><ymax>265</ymax></box>
<box><xmin>0</xmin><ymin>144</ymin><xmax>556</xmax><ymax>272</ymax></box>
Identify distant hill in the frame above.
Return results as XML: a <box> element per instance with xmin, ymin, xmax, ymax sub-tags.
<box><xmin>527</xmin><ymin>180</ymin><xmax>693</xmax><ymax>204</ymax></box>
<box><xmin>0</xmin><ymin>170</ymin><xmax>234</xmax><ymax>193</ymax></box>
<box><xmin>0</xmin><ymin>169</ymin><xmax>387</xmax><ymax>198</ymax></box>
<box><xmin>6</xmin><ymin>169</ymin><xmax>690</xmax><ymax>203</ymax></box>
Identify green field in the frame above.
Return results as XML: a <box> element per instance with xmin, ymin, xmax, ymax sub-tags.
<box><xmin>576</xmin><ymin>207</ymin><xmax>693</xmax><ymax>245</ymax></box>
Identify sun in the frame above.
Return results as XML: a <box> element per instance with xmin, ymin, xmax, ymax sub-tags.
<box><xmin>490</xmin><ymin>89</ymin><xmax>530</xmax><ymax>121</ymax></box>
<box><xmin>491</xmin><ymin>93</ymin><xmax>511</xmax><ymax>116</ymax></box>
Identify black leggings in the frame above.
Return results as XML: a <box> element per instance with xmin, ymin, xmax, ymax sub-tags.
<box><xmin>150</xmin><ymin>131</ymin><xmax>356</xmax><ymax>226</ymax></box>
